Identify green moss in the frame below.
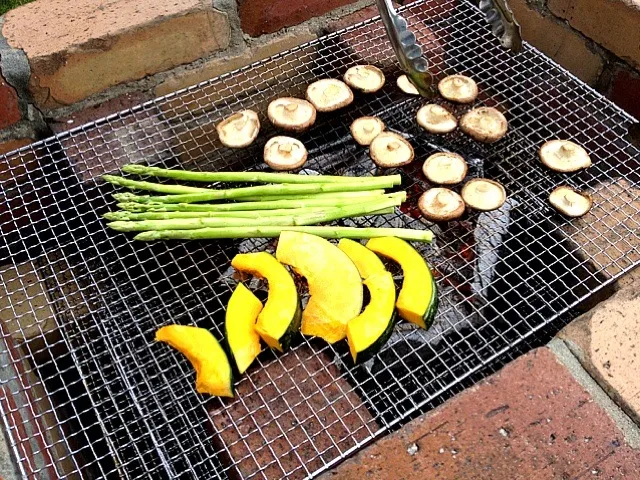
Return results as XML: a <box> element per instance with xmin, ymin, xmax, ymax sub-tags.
<box><xmin>0</xmin><ymin>0</ymin><xmax>34</xmax><ymax>15</ymax></box>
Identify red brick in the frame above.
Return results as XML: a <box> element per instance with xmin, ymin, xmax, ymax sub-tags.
<box><xmin>155</xmin><ymin>30</ymin><xmax>316</xmax><ymax>97</ymax></box>
<box><xmin>0</xmin><ymin>74</ymin><xmax>21</xmax><ymax>129</ymax></box>
<box><xmin>548</xmin><ymin>0</ymin><xmax>640</xmax><ymax>70</ymax></box>
<box><xmin>326</xmin><ymin>0</ymin><xmax>455</xmax><ymax>32</ymax></box>
<box><xmin>2</xmin><ymin>0</ymin><xmax>230</xmax><ymax>109</ymax></box>
<box><xmin>607</xmin><ymin>68</ymin><xmax>640</xmax><ymax>120</ymax></box>
<box><xmin>208</xmin><ymin>345</ymin><xmax>376</xmax><ymax>480</ymax></box>
<box><xmin>0</xmin><ymin>146</ymin><xmax>51</xmax><ymax>240</ymax></box>
<box><xmin>60</xmin><ymin>106</ymin><xmax>172</xmax><ymax>182</ymax></box>
<box><xmin>0</xmin><ymin>138</ymin><xmax>36</xmax><ymax>195</ymax></box>
<box><xmin>238</xmin><ymin>0</ymin><xmax>358</xmax><ymax>36</ymax></box>
<box><xmin>509</xmin><ymin>0</ymin><xmax>603</xmax><ymax>85</ymax></box>
<box><xmin>331</xmin><ymin>19</ymin><xmax>446</xmax><ymax>79</ymax></box>
<box><xmin>326</xmin><ymin>1</ymin><xmax>452</xmax><ymax>79</ymax></box>
<box><xmin>50</xmin><ymin>91</ymin><xmax>151</xmax><ymax>134</ymax></box>
<box><xmin>326</xmin><ymin>3</ymin><xmax>396</xmax><ymax>31</ymax></box>
<box><xmin>322</xmin><ymin>347</ymin><xmax>640</xmax><ymax>480</ymax></box>
<box><xmin>0</xmin><ymin>138</ymin><xmax>32</xmax><ymax>157</ymax></box>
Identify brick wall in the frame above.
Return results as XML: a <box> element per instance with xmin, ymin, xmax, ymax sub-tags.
<box><xmin>509</xmin><ymin>0</ymin><xmax>640</xmax><ymax>117</ymax></box>
<box><xmin>0</xmin><ymin>0</ymin><xmax>638</xmax><ymax>154</ymax></box>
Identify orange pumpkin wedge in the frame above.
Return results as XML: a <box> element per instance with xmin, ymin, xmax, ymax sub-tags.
<box><xmin>155</xmin><ymin>325</ymin><xmax>233</xmax><ymax>397</ymax></box>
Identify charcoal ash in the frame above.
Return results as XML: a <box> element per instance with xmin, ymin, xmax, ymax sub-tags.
<box><xmin>472</xmin><ymin>198</ymin><xmax>518</xmax><ymax>297</ymax></box>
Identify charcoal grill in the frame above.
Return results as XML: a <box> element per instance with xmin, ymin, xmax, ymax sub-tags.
<box><xmin>1</xmin><ymin>0</ymin><xmax>639</xmax><ymax>478</ymax></box>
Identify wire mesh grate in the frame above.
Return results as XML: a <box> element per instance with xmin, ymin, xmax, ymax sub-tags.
<box><xmin>1</xmin><ymin>0</ymin><xmax>639</xmax><ymax>478</ymax></box>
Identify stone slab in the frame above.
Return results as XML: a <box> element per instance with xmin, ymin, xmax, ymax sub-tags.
<box><xmin>559</xmin><ymin>285</ymin><xmax>640</xmax><ymax>425</ymax></box>
<box><xmin>321</xmin><ymin>347</ymin><xmax>640</xmax><ymax>479</ymax></box>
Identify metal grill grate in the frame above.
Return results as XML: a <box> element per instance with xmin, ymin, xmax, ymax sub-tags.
<box><xmin>1</xmin><ymin>0</ymin><xmax>639</xmax><ymax>478</ymax></box>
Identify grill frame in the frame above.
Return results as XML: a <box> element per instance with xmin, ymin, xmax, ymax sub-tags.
<box><xmin>1</xmin><ymin>0</ymin><xmax>639</xmax><ymax>478</ymax></box>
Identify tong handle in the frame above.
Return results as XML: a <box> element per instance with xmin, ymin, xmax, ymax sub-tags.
<box><xmin>375</xmin><ymin>0</ymin><xmax>436</xmax><ymax>97</ymax></box>
<box><xmin>479</xmin><ymin>0</ymin><xmax>523</xmax><ymax>52</ymax></box>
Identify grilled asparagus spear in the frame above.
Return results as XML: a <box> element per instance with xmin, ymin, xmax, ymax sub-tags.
<box><xmin>107</xmin><ymin>198</ymin><xmax>400</xmax><ymax>232</ymax></box>
<box><xmin>134</xmin><ymin>226</ymin><xmax>433</xmax><ymax>242</ymax></box>
<box><xmin>122</xmin><ymin>164</ymin><xmax>402</xmax><ymax>186</ymax></box>
<box><xmin>112</xmin><ymin>178</ymin><xmax>399</xmax><ymax>204</ymax></box>
<box><xmin>115</xmin><ymin>192</ymin><xmax>405</xmax><ymax>212</ymax></box>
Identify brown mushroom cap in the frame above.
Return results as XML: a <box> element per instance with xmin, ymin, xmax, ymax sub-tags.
<box><xmin>459</xmin><ymin>107</ymin><xmax>508</xmax><ymax>143</ymax></box>
<box><xmin>438</xmin><ymin>75</ymin><xmax>478</xmax><ymax>103</ymax></box>
<box><xmin>350</xmin><ymin>116</ymin><xmax>386</xmax><ymax>146</ymax></box>
<box><xmin>539</xmin><ymin>140</ymin><xmax>592</xmax><ymax>173</ymax></box>
<box><xmin>397</xmin><ymin>75</ymin><xmax>420</xmax><ymax>95</ymax></box>
<box><xmin>416</xmin><ymin>104</ymin><xmax>458</xmax><ymax>134</ymax></box>
<box><xmin>369</xmin><ymin>132</ymin><xmax>415</xmax><ymax>168</ymax></box>
<box><xmin>216</xmin><ymin>110</ymin><xmax>260</xmax><ymax>148</ymax></box>
<box><xmin>418</xmin><ymin>188</ymin><xmax>466</xmax><ymax>221</ymax></box>
<box><xmin>344</xmin><ymin>65</ymin><xmax>386</xmax><ymax>93</ymax></box>
<box><xmin>461</xmin><ymin>178</ymin><xmax>507</xmax><ymax>211</ymax></box>
<box><xmin>422</xmin><ymin>152</ymin><xmax>468</xmax><ymax>185</ymax></box>
<box><xmin>267</xmin><ymin>97</ymin><xmax>317</xmax><ymax>132</ymax></box>
<box><xmin>305</xmin><ymin>79</ymin><xmax>354</xmax><ymax>112</ymax></box>
<box><xmin>263</xmin><ymin>136</ymin><xmax>308</xmax><ymax>171</ymax></box>
<box><xmin>548</xmin><ymin>186</ymin><xmax>592</xmax><ymax>217</ymax></box>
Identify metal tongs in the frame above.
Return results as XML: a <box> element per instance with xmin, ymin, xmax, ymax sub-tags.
<box><xmin>375</xmin><ymin>0</ymin><xmax>522</xmax><ymax>98</ymax></box>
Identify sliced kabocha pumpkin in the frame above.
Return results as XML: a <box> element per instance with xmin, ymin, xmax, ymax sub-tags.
<box><xmin>348</xmin><ymin>272</ymin><xmax>397</xmax><ymax>364</ymax></box>
<box><xmin>337</xmin><ymin>238</ymin><xmax>386</xmax><ymax>279</ymax></box>
<box><xmin>225</xmin><ymin>282</ymin><xmax>263</xmax><ymax>374</ymax></box>
<box><xmin>155</xmin><ymin>325</ymin><xmax>233</xmax><ymax>397</ymax></box>
<box><xmin>276</xmin><ymin>231</ymin><xmax>363</xmax><ymax>344</ymax></box>
<box><xmin>366</xmin><ymin>236</ymin><xmax>438</xmax><ymax>330</ymax></box>
<box><xmin>338</xmin><ymin>239</ymin><xmax>397</xmax><ymax>364</ymax></box>
<box><xmin>231</xmin><ymin>252</ymin><xmax>301</xmax><ymax>352</ymax></box>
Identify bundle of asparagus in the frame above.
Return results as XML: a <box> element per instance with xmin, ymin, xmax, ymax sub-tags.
<box><xmin>101</xmin><ymin>165</ymin><xmax>434</xmax><ymax>242</ymax></box>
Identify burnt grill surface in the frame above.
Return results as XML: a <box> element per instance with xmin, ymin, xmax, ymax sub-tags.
<box><xmin>1</xmin><ymin>0</ymin><xmax>639</xmax><ymax>479</ymax></box>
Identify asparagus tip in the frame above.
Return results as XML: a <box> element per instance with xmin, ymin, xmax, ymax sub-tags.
<box><xmin>103</xmin><ymin>212</ymin><xmax>129</xmax><ymax>221</ymax></box>
<box><xmin>107</xmin><ymin>221</ymin><xmax>133</xmax><ymax>232</ymax></box>
<box><xmin>102</xmin><ymin>174</ymin><xmax>120</xmax><ymax>183</ymax></box>
<box><xmin>113</xmin><ymin>193</ymin><xmax>137</xmax><ymax>201</ymax></box>
<box><xmin>113</xmin><ymin>192</ymin><xmax>155</xmax><ymax>203</ymax></box>
<box><xmin>134</xmin><ymin>231</ymin><xmax>157</xmax><ymax>241</ymax></box>
<box><xmin>122</xmin><ymin>164</ymin><xmax>147</xmax><ymax>174</ymax></box>
<box><xmin>116</xmin><ymin>202</ymin><xmax>146</xmax><ymax>212</ymax></box>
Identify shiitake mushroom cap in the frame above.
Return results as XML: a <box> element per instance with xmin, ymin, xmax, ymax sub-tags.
<box><xmin>216</xmin><ymin>110</ymin><xmax>260</xmax><ymax>148</ymax></box>
<box><xmin>263</xmin><ymin>136</ymin><xmax>308</xmax><ymax>171</ymax></box>
<box><xmin>306</xmin><ymin>79</ymin><xmax>354</xmax><ymax>112</ymax></box>
<box><xmin>461</xmin><ymin>178</ymin><xmax>507</xmax><ymax>211</ymax></box>
<box><xmin>418</xmin><ymin>188</ymin><xmax>466</xmax><ymax>221</ymax></box>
